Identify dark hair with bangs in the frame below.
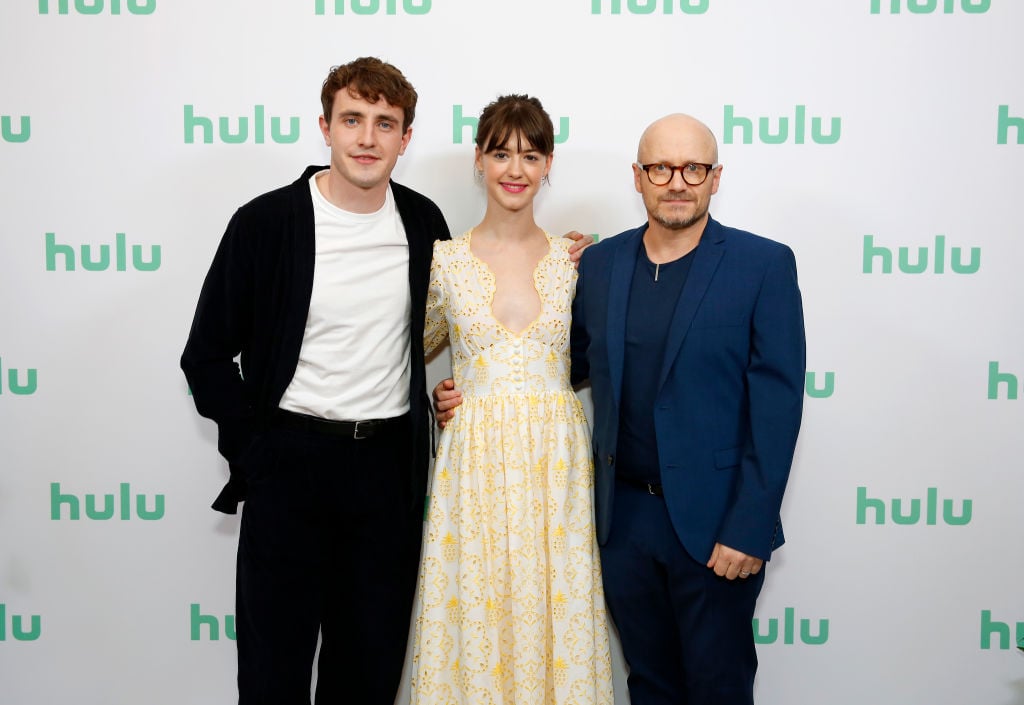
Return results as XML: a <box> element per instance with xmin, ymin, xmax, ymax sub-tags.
<box><xmin>321</xmin><ymin>57</ymin><xmax>418</xmax><ymax>130</ymax></box>
<box><xmin>475</xmin><ymin>94</ymin><xmax>554</xmax><ymax>156</ymax></box>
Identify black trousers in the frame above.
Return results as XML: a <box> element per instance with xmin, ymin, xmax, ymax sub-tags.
<box><xmin>235</xmin><ymin>414</ymin><xmax>422</xmax><ymax>705</ymax></box>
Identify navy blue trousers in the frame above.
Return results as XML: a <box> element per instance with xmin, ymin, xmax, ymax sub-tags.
<box><xmin>235</xmin><ymin>416</ymin><xmax>421</xmax><ymax>705</ymax></box>
<box><xmin>600</xmin><ymin>479</ymin><xmax>765</xmax><ymax>705</ymax></box>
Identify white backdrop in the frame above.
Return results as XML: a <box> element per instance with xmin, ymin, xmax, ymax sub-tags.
<box><xmin>2</xmin><ymin>1</ymin><xmax>1023</xmax><ymax>703</ymax></box>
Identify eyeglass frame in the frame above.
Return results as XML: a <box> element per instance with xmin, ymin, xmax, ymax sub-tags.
<box><xmin>635</xmin><ymin>161</ymin><xmax>720</xmax><ymax>186</ymax></box>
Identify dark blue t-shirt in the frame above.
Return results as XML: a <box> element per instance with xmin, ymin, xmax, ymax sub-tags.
<box><xmin>616</xmin><ymin>243</ymin><xmax>696</xmax><ymax>484</ymax></box>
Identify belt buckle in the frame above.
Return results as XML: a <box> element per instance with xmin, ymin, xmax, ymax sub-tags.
<box><xmin>646</xmin><ymin>483</ymin><xmax>658</xmax><ymax>496</ymax></box>
<box><xmin>352</xmin><ymin>421</ymin><xmax>369</xmax><ymax>440</ymax></box>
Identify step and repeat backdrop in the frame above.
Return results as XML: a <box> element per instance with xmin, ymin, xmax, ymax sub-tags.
<box><xmin>2</xmin><ymin>1</ymin><xmax>1022</xmax><ymax>703</ymax></box>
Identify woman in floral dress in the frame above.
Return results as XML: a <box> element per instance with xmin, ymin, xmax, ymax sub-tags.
<box><xmin>410</xmin><ymin>95</ymin><xmax>612</xmax><ymax>705</ymax></box>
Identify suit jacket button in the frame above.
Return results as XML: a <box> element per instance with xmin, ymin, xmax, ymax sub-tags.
<box><xmin>606</xmin><ymin>454</ymin><xmax>614</xmax><ymax>466</ymax></box>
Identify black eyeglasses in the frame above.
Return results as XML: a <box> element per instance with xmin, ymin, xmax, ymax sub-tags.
<box><xmin>636</xmin><ymin>162</ymin><xmax>719</xmax><ymax>186</ymax></box>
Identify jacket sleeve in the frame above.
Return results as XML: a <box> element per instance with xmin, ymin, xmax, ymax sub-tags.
<box><xmin>717</xmin><ymin>244</ymin><xmax>806</xmax><ymax>559</ymax></box>
<box><xmin>570</xmin><ymin>248</ymin><xmax>591</xmax><ymax>386</ymax></box>
<box><xmin>180</xmin><ymin>210</ymin><xmax>259</xmax><ymax>464</ymax></box>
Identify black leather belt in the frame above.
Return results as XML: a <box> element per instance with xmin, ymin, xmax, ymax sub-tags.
<box><xmin>619</xmin><ymin>476</ymin><xmax>664</xmax><ymax>497</ymax></box>
<box><xmin>274</xmin><ymin>409</ymin><xmax>404</xmax><ymax>440</ymax></box>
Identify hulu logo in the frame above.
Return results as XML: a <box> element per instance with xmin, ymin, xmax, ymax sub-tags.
<box><xmin>45</xmin><ymin>232</ymin><xmax>161</xmax><ymax>272</ymax></box>
<box><xmin>988</xmin><ymin>361</ymin><xmax>1024</xmax><ymax>400</ymax></box>
<box><xmin>453</xmin><ymin>105</ymin><xmax>570</xmax><ymax>145</ymax></box>
<box><xmin>870</xmin><ymin>0</ymin><xmax>989</xmax><ymax>13</ymax></box>
<box><xmin>2</xmin><ymin>116</ymin><xmax>30</xmax><ymax>143</ymax></box>
<box><xmin>51</xmin><ymin>482</ymin><xmax>165</xmax><ymax>520</ymax></box>
<box><xmin>190</xmin><ymin>604</ymin><xmax>236</xmax><ymax>641</ymax></box>
<box><xmin>723</xmin><ymin>105</ymin><xmax>840</xmax><ymax>145</ymax></box>
<box><xmin>184</xmin><ymin>105</ymin><xmax>300</xmax><ymax>145</ymax></box>
<box><xmin>38</xmin><ymin>0</ymin><xmax>156</xmax><ymax>14</ymax></box>
<box><xmin>805</xmin><ymin>371</ymin><xmax>834</xmax><ymax>398</ymax></box>
<box><xmin>856</xmin><ymin>487</ymin><xmax>972</xmax><ymax>526</ymax></box>
<box><xmin>591</xmin><ymin>0</ymin><xmax>709</xmax><ymax>13</ymax></box>
<box><xmin>0</xmin><ymin>605</ymin><xmax>41</xmax><ymax>642</ymax></box>
<box><xmin>997</xmin><ymin>106</ymin><xmax>1024</xmax><ymax>145</ymax></box>
<box><xmin>980</xmin><ymin>611</ymin><xmax>1024</xmax><ymax>650</ymax></box>
<box><xmin>0</xmin><ymin>357</ymin><xmax>37</xmax><ymax>396</ymax></box>
<box><xmin>753</xmin><ymin>608</ymin><xmax>829</xmax><ymax>645</ymax></box>
<box><xmin>861</xmin><ymin>235</ymin><xmax>980</xmax><ymax>274</ymax></box>
<box><xmin>314</xmin><ymin>0</ymin><xmax>430</xmax><ymax>13</ymax></box>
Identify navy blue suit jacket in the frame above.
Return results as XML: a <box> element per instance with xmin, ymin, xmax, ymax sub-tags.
<box><xmin>571</xmin><ymin>216</ymin><xmax>805</xmax><ymax>563</ymax></box>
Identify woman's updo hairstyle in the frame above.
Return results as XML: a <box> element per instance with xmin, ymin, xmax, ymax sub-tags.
<box><xmin>475</xmin><ymin>94</ymin><xmax>555</xmax><ymax>156</ymax></box>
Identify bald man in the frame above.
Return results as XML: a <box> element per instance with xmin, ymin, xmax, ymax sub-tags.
<box><xmin>568</xmin><ymin>114</ymin><xmax>806</xmax><ymax>704</ymax></box>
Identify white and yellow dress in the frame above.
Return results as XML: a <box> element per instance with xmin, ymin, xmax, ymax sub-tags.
<box><xmin>411</xmin><ymin>232</ymin><xmax>612</xmax><ymax>705</ymax></box>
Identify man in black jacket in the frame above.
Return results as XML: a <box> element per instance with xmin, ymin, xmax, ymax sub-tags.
<box><xmin>181</xmin><ymin>57</ymin><xmax>450</xmax><ymax>705</ymax></box>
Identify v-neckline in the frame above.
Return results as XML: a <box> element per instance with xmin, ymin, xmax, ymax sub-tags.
<box><xmin>466</xmin><ymin>228</ymin><xmax>552</xmax><ymax>338</ymax></box>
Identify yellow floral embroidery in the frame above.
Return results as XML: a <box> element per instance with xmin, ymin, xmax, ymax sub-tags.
<box><xmin>412</xmin><ymin>233</ymin><xmax>612</xmax><ymax>705</ymax></box>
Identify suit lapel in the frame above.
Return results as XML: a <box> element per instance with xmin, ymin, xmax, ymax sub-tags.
<box><xmin>656</xmin><ymin>218</ymin><xmax>726</xmax><ymax>392</ymax></box>
<box><xmin>607</xmin><ymin>227</ymin><xmax>644</xmax><ymax>409</ymax></box>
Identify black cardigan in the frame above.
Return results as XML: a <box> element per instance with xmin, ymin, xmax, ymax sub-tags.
<box><xmin>181</xmin><ymin>165</ymin><xmax>451</xmax><ymax>512</ymax></box>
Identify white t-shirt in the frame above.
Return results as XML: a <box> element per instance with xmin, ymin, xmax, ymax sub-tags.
<box><xmin>278</xmin><ymin>171</ymin><xmax>411</xmax><ymax>420</ymax></box>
